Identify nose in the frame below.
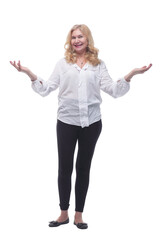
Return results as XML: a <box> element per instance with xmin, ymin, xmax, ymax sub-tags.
<box><xmin>75</xmin><ymin>37</ymin><xmax>80</xmax><ymax>43</ymax></box>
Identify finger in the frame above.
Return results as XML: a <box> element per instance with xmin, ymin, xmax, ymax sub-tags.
<box><xmin>17</xmin><ymin>61</ymin><xmax>20</xmax><ymax>71</ymax></box>
<box><xmin>13</xmin><ymin>61</ymin><xmax>20</xmax><ymax>70</ymax></box>
<box><xmin>146</xmin><ymin>64</ymin><xmax>152</xmax><ymax>70</ymax></box>
<box><xmin>18</xmin><ymin>60</ymin><xmax>22</xmax><ymax>69</ymax></box>
<box><xmin>141</xmin><ymin>64</ymin><xmax>152</xmax><ymax>73</ymax></box>
<box><xmin>10</xmin><ymin>61</ymin><xmax>16</xmax><ymax>68</ymax></box>
<box><xmin>13</xmin><ymin>61</ymin><xmax>16</xmax><ymax>67</ymax></box>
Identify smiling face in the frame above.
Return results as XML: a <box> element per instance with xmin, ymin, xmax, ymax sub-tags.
<box><xmin>71</xmin><ymin>28</ymin><xmax>88</xmax><ymax>55</ymax></box>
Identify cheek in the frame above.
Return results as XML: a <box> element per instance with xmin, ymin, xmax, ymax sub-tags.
<box><xmin>71</xmin><ymin>40</ymin><xmax>74</xmax><ymax>45</ymax></box>
<box><xmin>84</xmin><ymin>39</ymin><xmax>88</xmax><ymax>46</ymax></box>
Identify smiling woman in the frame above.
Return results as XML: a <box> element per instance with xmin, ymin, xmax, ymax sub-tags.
<box><xmin>71</xmin><ymin>30</ymin><xmax>87</xmax><ymax>50</ymax></box>
<box><xmin>64</xmin><ymin>24</ymin><xmax>101</xmax><ymax>67</ymax></box>
<box><xmin>10</xmin><ymin>23</ymin><xmax>152</xmax><ymax>230</ymax></box>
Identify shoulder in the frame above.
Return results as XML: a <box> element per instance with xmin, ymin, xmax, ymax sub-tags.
<box><xmin>54</xmin><ymin>58</ymin><xmax>70</xmax><ymax>68</ymax></box>
<box><xmin>54</xmin><ymin>57</ymin><xmax>72</xmax><ymax>74</ymax></box>
<box><xmin>55</xmin><ymin>57</ymin><xmax>66</xmax><ymax>66</ymax></box>
<box><xmin>56</xmin><ymin>57</ymin><xmax>73</xmax><ymax>67</ymax></box>
<box><xmin>88</xmin><ymin>59</ymin><xmax>107</xmax><ymax>71</ymax></box>
<box><xmin>99</xmin><ymin>59</ymin><xmax>107</xmax><ymax>68</ymax></box>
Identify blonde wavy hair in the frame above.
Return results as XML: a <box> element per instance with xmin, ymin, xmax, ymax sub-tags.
<box><xmin>64</xmin><ymin>24</ymin><xmax>101</xmax><ymax>66</ymax></box>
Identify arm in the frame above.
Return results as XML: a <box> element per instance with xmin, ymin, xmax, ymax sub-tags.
<box><xmin>10</xmin><ymin>60</ymin><xmax>60</xmax><ymax>96</ymax></box>
<box><xmin>99</xmin><ymin>61</ymin><xmax>130</xmax><ymax>98</ymax></box>
<box><xmin>100</xmin><ymin>61</ymin><xmax>152</xmax><ymax>98</ymax></box>
<box><xmin>10</xmin><ymin>60</ymin><xmax>37</xmax><ymax>81</ymax></box>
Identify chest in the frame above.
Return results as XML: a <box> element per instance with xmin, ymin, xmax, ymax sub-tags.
<box><xmin>76</xmin><ymin>61</ymin><xmax>86</xmax><ymax>69</ymax></box>
<box><xmin>61</xmin><ymin>68</ymin><xmax>99</xmax><ymax>87</ymax></box>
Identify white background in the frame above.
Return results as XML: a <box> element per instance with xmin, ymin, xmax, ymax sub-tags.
<box><xmin>0</xmin><ymin>0</ymin><xmax>160</xmax><ymax>239</ymax></box>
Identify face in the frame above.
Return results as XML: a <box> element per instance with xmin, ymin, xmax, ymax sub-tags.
<box><xmin>71</xmin><ymin>28</ymin><xmax>88</xmax><ymax>55</ymax></box>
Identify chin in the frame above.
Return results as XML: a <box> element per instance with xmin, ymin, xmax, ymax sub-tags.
<box><xmin>74</xmin><ymin>48</ymin><xmax>86</xmax><ymax>54</ymax></box>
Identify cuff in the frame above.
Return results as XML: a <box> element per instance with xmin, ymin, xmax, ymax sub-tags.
<box><xmin>32</xmin><ymin>76</ymin><xmax>42</xmax><ymax>84</ymax></box>
<box><xmin>121</xmin><ymin>77</ymin><xmax>130</xmax><ymax>84</ymax></box>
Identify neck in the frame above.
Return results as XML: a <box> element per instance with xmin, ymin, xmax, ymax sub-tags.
<box><xmin>76</xmin><ymin>51</ymin><xmax>86</xmax><ymax>59</ymax></box>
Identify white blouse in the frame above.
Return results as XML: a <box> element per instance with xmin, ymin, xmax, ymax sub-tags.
<box><xmin>32</xmin><ymin>58</ymin><xmax>130</xmax><ymax>128</ymax></box>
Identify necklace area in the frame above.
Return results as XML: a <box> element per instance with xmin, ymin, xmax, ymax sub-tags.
<box><xmin>77</xmin><ymin>58</ymin><xmax>86</xmax><ymax>68</ymax></box>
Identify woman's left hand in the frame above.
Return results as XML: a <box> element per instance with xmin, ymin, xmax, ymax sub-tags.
<box><xmin>133</xmin><ymin>63</ymin><xmax>152</xmax><ymax>75</ymax></box>
<box><xmin>124</xmin><ymin>63</ymin><xmax>152</xmax><ymax>82</ymax></box>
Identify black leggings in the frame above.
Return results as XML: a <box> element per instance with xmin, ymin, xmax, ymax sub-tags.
<box><xmin>56</xmin><ymin>119</ymin><xmax>102</xmax><ymax>212</ymax></box>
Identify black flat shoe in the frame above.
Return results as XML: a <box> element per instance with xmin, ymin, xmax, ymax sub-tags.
<box><xmin>74</xmin><ymin>221</ymin><xmax>88</xmax><ymax>229</ymax></box>
<box><xmin>49</xmin><ymin>218</ymin><xmax>69</xmax><ymax>227</ymax></box>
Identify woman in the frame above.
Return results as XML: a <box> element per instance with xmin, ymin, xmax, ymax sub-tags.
<box><xmin>10</xmin><ymin>24</ymin><xmax>152</xmax><ymax>229</ymax></box>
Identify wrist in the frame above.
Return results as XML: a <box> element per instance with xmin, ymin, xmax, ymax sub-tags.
<box><xmin>26</xmin><ymin>70</ymin><xmax>37</xmax><ymax>81</ymax></box>
<box><xmin>125</xmin><ymin>70</ymin><xmax>135</xmax><ymax>82</ymax></box>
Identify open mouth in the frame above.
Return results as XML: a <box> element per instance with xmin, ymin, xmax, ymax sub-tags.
<box><xmin>74</xmin><ymin>43</ymin><xmax>83</xmax><ymax>47</ymax></box>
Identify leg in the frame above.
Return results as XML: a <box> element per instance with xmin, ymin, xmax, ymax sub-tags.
<box><xmin>75</xmin><ymin>120</ymin><xmax>102</xmax><ymax>221</ymax></box>
<box><xmin>57</xmin><ymin>120</ymin><xmax>78</xmax><ymax>212</ymax></box>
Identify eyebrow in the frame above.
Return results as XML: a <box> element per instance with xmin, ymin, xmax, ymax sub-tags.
<box><xmin>72</xmin><ymin>34</ymin><xmax>83</xmax><ymax>38</ymax></box>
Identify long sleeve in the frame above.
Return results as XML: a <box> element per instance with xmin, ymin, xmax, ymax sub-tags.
<box><xmin>99</xmin><ymin>61</ymin><xmax>130</xmax><ymax>98</ymax></box>
<box><xmin>31</xmin><ymin>61</ymin><xmax>60</xmax><ymax>97</ymax></box>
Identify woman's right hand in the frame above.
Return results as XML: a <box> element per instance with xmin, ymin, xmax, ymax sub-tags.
<box><xmin>10</xmin><ymin>60</ymin><xmax>29</xmax><ymax>74</ymax></box>
<box><xmin>10</xmin><ymin>60</ymin><xmax>37</xmax><ymax>81</ymax></box>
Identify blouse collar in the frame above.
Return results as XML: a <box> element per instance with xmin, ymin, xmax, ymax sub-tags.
<box><xmin>73</xmin><ymin>63</ymin><xmax>89</xmax><ymax>71</ymax></box>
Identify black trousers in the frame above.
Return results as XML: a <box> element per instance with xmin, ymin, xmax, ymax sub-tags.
<box><xmin>56</xmin><ymin>119</ymin><xmax>102</xmax><ymax>212</ymax></box>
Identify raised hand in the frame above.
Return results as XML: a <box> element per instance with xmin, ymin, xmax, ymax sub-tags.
<box><xmin>10</xmin><ymin>60</ymin><xmax>29</xmax><ymax>74</ymax></box>
<box><xmin>133</xmin><ymin>63</ymin><xmax>152</xmax><ymax>75</ymax></box>
<box><xmin>10</xmin><ymin>60</ymin><xmax>37</xmax><ymax>81</ymax></box>
<box><xmin>124</xmin><ymin>63</ymin><xmax>152</xmax><ymax>82</ymax></box>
